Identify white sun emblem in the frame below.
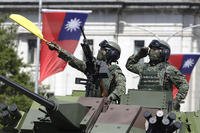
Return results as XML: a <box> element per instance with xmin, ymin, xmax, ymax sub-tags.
<box><xmin>65</xmin><ymin>18</ymin><xmax>82</xmax><ymax>32</ymax></box>
<box><xmin>182</xmin><ymin>58</ymin><xmax>194</xmax><ymax>68</ymax></box>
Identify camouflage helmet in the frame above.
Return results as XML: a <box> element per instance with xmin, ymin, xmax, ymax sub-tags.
<box><xmin>98</xmin><ymin>40</ymin><xmax>121</xmax><ymax>63</ymax></box>
<box><xmin>149</xmin><ymin>40</ymin><xmax>171</xmax><ymax>61</ymax></box>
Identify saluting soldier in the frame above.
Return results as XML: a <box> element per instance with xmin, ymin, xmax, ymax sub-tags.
<box><xmin>126</xmin><ymin>40</ymin><xmax>189</xmax><ymax>111</ymax></box>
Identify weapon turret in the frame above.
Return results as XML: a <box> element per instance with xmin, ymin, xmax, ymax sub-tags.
<box><xmin>0</xmin><ymin>75</ymin><xmax>88</xmax><ymax>131</ymax></box>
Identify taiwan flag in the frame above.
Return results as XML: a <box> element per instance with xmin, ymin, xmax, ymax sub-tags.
<box><xmin>39</xmin><ymin>9</ymin><xmax>91</xmax><ymax>83</ymax></box>
<box><xmin>168</xmin><ymin>54</ymin><xmax>200</xmax><ymax>98</ymax></box>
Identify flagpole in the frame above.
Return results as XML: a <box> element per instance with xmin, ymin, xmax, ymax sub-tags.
<box><xmin>35</xmin><ymin>0</ymin><xmax>42</xmax><ymax>94</ymax></box>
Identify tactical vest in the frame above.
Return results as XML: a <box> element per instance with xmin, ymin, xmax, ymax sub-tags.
<box><xmin>138</xmin><ymin>63</ymin><xmax>173</xmax><ymax>102</ymax></box>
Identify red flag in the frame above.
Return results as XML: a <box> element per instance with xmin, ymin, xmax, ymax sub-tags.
<box><xmin>39</xmin><ymin>9</ymin><xmax>91</xmax><ymax>83</ymax></box>
<box><xmin>168</xmin><ymin>54</ymin><xmax>200</xmax><ymax>98</ymax></box>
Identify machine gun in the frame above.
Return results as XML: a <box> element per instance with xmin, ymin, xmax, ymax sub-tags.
<box><xmin>75</xmin><ymin>26</ymin><xmax>109</xmax><ymax>97</ymax></box>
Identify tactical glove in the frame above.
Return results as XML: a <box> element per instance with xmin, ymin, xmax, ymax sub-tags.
<box><xmin>136</xmin><ymin>47</ymin><xmax>149</xmax><ymax>59</ymax></box>
<box><xmin>173</xmin><ymin>99</ymin><xmax>180</xmax><ymax>111</ymax></box>
<box><xmin>47</xmin><ymin>42</ymin><xmax>59</xmax><ymax>51</ymax></box>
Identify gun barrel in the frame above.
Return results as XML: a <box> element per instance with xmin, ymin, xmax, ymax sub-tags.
<box><xmin>0</xmin><ymin>75</ymin><xmax>55</xmax><ymax>110</ymax></box>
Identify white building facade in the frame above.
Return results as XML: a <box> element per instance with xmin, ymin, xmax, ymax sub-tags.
<box><xmin>1</xmin><ymin>0</ymin><xmax>200</xmax><ymax>111</ymax></box>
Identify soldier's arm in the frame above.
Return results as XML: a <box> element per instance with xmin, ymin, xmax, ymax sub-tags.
<box><xmin>126</xmin><ymin>54</ymin><xmax>143</xmax><ymax>74</ymax></box>
<box><xmin>126</xmin><ymin>47</ymin><xmax>149</xmax><ymax>73</ymax></box>
<box><xmin>168</xmin><ymin>65</ymin><xmax>189</xmax><ymax>102</ymax></box>
<box><xmin>111</xmin><ymin>68</ymin><xmax>126</xmax><ymax>99</ymax></box>
<box><xmin>58</xmin><ymin>48</ymin><xmax>86</xmax><ymax>73</ymax></box>
<box><xmin>47</xmin><ymin>42</ymin><xmax>86</xmax><ymax>73</ymax></box>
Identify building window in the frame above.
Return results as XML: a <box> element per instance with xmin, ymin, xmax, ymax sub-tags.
<box><xmin>134</xmin><ymin>40</ymin><xmax>145</xmax><ymax>53</ymax></box>
<box><xmin>28</xmin><ymin>39</ymin><xmax>37</xmax><ymax>64</ymax></box>
<box><xmin>83</xmin><ymin>39</ymin><xmax>94</xmax><ymax>61</ymax></box>
<box><xmin>134</xmin><ymin>40</ymin><xmax>145</xmax><ymax>62</ymax></box>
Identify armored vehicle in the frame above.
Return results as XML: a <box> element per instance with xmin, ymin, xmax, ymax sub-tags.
<box><xmin>0</xmin><ymin>75</ymin><xmax>200</xmax><ymax>133</ymax></box>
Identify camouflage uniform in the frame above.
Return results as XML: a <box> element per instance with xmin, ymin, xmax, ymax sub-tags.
<box><xmin>126</xmin><ymin>40</ymin><xmax>189</xmax><ymax>110</ymax></box>
<box><xmin>55</xmin><ymin>41</ymin><xmax>126</xmax><ymax>102</ymax></box>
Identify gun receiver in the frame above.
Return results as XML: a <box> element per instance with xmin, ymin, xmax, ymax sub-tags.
<box><xmin>76</xmin><ymin>27</ymin><xmax>109</xmax><ymax>97</ymax></box>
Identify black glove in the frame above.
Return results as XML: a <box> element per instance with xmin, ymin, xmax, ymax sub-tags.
<box><xmin>173</xmin><ymin>99</ymin><xmax>180</xmax><ymax>111</ymax></box>
<box><xmin>47</xmin><ymin>42</ymin><xmax>58</xmax><ymax>51</ymax></box>
<box><xmin>136</xmin><ymin>47</ymin><xmax>149</xmax><ymax>59</ymax></box>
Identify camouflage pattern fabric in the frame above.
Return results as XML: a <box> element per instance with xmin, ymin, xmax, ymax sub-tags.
<box><xmin>58</xmin><ymin>48</ymin><xmax>86</xmax><ymax>72</ymax></box>
<box><xmin>126</xmin><ymin>54</ymin><xmax>189</xmax><ymax>103</ymax></box>
<box><xmin>107</xmin><ymin>64</ymin><xmax>126</xmax><ymax>99</ymax></box>
<box><xmin>58</xmin><ymin>48</ymin><xmax>126</xmax><ymax>99</ymax></box>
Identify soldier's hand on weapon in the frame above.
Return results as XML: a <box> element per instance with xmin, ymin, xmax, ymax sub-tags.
<box><xmin>172</xmin><ymin>99</ymin><xmax>180</xmax><ymax>111</ymax></box>
<box><xmin>136</xmin><ymin>47</ymin><xmax>149</xmax><ymax>59</ymax></box>
<box><xmin>83</xmin><ymin>39</ymin><xmax>91</xmax><ymax>45</ymax></box>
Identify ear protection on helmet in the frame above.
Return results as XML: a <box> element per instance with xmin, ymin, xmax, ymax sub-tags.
<box><xmin>106</xmin><ymin>49</ymin><xmax>120</xmax><ymax>62</ymax></box>
<box><xmin>160</xmin><ymin>48</ymin><xmax>170</xmax><ymax>61</ymax></box>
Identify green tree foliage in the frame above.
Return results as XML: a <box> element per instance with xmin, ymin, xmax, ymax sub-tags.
<box><xmin>0</xmin><ymin>15</ymin><xmax>34</xmax><ymax>112</ymax></box>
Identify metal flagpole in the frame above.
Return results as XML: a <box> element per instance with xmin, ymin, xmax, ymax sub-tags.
<box><xmin>35</xmin><ymin>0</ymin><xmax>42</xmax><ymax>94</ymax></box>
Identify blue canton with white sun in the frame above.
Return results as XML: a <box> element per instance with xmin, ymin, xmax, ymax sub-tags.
<box><xmin>183</xmin><ymin>58</ymin><xmax>195</xmax><ymax>69</ymax></box>
<box><xmin>65</xmin><ymin>18</ymin><xmax>82</xmax><ymax>32</ymax></box>
<box><xmin>58</xmin><ymin>12</ymin><xmax>88</xmax><ymax>41</ymax></box>
<box><xmin>180</xmin><ymin>55</ymin><xmax>200</xmax><ymax>74</ymax></box>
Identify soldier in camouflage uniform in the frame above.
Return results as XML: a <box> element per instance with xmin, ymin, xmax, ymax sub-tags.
<box><xmin>126</xmin><ymin>39</ymin><xmax>189</xmax><ymax>111</ymax></box>
<box><xmin>48</xmin><ymin>40</ymin><xmax>126</xmax><ymax>103</ymax></box>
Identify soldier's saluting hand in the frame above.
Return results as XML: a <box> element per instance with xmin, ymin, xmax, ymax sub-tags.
<box><xmin>126</xmin><ymin>40</ymin><xmax>189</xmax><ymax>111</ymax></box>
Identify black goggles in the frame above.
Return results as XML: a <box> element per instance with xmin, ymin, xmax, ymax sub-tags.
<box><xmin>149</xmin><ymin>40</ymin><xmax>162</xmax><ymax>48</ymax></box>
